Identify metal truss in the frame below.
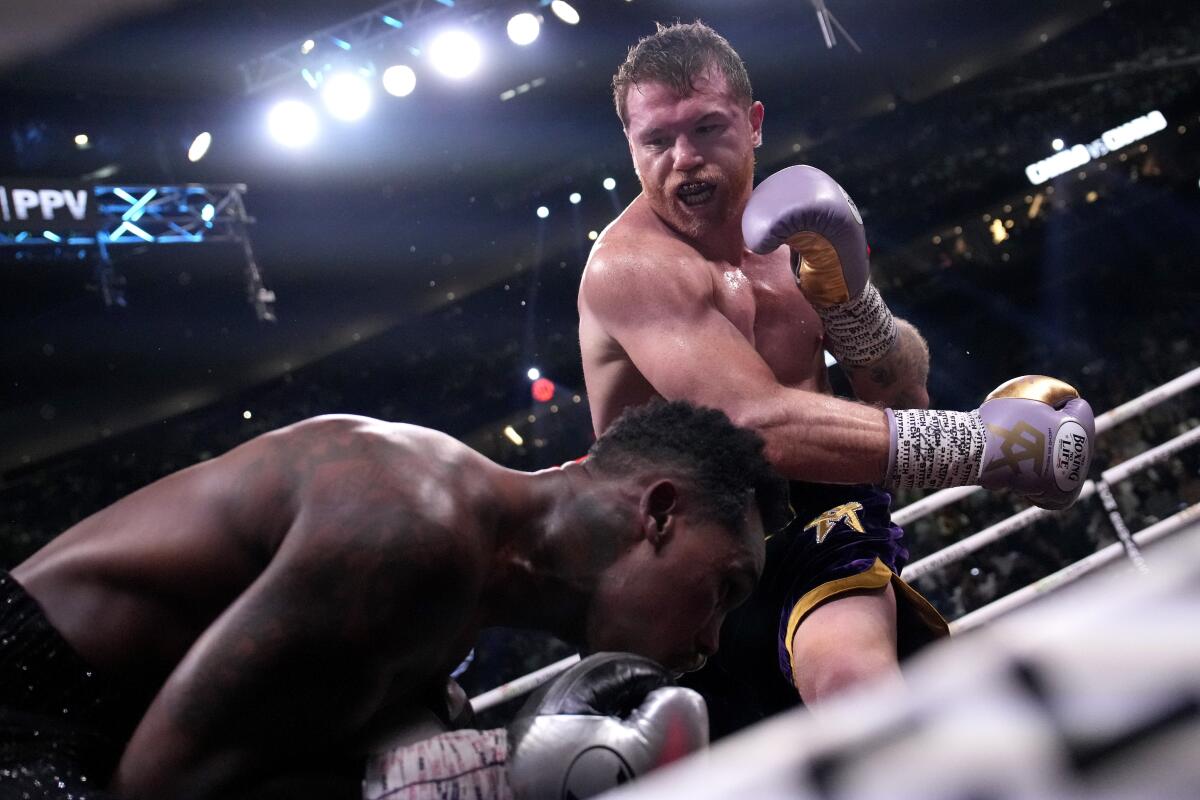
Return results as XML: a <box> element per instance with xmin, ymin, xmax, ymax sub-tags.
<box><xmin>237</xmin><ymin>0</ymin><xmax>495</xmax><ymax>96</ymax></box>
<box><xmin>0</xmin><ymin>184</ymin><xmax>276</xmax><ymax>320</ymax></box>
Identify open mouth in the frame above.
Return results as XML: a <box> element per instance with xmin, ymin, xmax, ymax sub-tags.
<box><xmin>676</xmin><ymin>180</ymin><xmax>715</xmax><ymax>207</ymax></box>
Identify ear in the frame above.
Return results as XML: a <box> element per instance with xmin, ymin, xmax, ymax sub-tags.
<box><xmin>639</xmin><ymin>479</ymin><xmax>678</xmax><ymax>549</ymax></box>
<box><xmin>749</xmin><ymin>100</ymin><xmax>765</xmax><ymax>148</ymax></box>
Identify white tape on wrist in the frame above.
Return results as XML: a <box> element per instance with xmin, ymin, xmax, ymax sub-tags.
<box><xmin>815</xmin><ymin>283</ymin><xmax>898</xmax><ymax>367</ymax></box>
<box><xmin>887</xmin><ymin>408</ymin><xmax>987</xmax><ymax>490</ymax></box>
<box><xmin>363</xmin><ymin>729</ymin><xmax>513</xmax><ymax>800</ymax></box>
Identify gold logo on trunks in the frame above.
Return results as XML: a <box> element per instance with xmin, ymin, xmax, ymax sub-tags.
<box><xmin>982</xmin><ymin>421</ymin><xmax>1046</xmax><ymax>476</ymax></box>
<box><xmin>804</xmin><ymin>502</ymin><xmax>865</xmax><ymax>544</ymax></box>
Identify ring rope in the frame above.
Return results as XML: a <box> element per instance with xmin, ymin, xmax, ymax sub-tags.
<box><xmin>892</xmin><ymin>365</ymin><xmax>1200</xmax><ymax>528</ymax></box>
<box><xmin>950</xmin><ymin>500</ymin><xmax>1200</xmax><ymax>634</ymax></box>
<box><xmin>469</xmin><ymin>369</ymin><xmax>1200</xmax><ymax>711</ymax></box>
<box><xmin>904</xmin><ymin>422</ymin><xmax>1200</xmax><ymax>580</ymax></box>
<box><xmin>1095</xmin><ymin>480</ymin><xmax>1150</xmax><ymax>573</ymax></box>
<box><xmin>470</xmin><ymin>653</ymin><xmax>580</xmax><ymax>713</ymax></box>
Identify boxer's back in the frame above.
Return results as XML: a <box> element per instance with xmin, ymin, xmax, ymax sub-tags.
<box><xmin>13</xmin><ymin>415</ymin><xmax>490</xmax><ymax>701</ymax></box>
<box><xmin>580</xmin><ymin>195</ymin><xmax>829</xmax><ymax>434</ymax></box>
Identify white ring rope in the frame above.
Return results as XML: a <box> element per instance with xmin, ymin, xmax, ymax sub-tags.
<box><xmin>892</xmin><ymin>365</ymin><xmax>1200</xmax><ymax>527</ymax></box>
<box><xmin>903</xmin><ymin>421</ymin><xmax>1200</xmax><ymax>581</ymax></box>
<box><xmin>470</xmin><ymin>653</ymin><xmax>580</xmax><ymax>713</ymax></box>
<box><xmin>950</xmin><ymin>500</ymin><xmax>1200</xmax><ymax>634</ymax></box>
<box><xmin>469</xmin><ymin>368</ymin><xmax>1200</xmax><ymax>711</ymax></box>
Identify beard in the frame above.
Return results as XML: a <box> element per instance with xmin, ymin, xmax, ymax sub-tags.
<box><xmin>641</xmin><ymin>150</ymin><xmax>756</xmax><ymax>243</ymax></box>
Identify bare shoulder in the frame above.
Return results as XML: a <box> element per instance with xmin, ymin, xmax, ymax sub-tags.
<box><xmin>581</xmin><ymin>202</ymin><xmax>712</xmax><ymax>319</ymax></box>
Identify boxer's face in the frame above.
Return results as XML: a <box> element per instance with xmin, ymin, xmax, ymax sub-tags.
<box><xmin>588</xmin><ymin>506</ymin><xmax>765</xmax><ymax>674</ymax></box>
<box><xmin>623</xmin><ymin>67</ymin><xmax>763</xmax><ymax>242</ymax></box>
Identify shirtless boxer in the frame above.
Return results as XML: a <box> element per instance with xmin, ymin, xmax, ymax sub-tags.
<box><xmin>578</xmin><ymin>21</ymin><xmax>1094</xmax><ymax>734</ymax></box>
<box><xmin>1</xmin><ymin>401</ymin><xmax>788</xmax><ymax>799</ymax></box>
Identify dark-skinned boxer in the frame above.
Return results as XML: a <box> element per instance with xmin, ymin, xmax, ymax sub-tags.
<box><xmin>1</xmin><ymin>400</ymin><xmax>790</xmax><ymax>799</ymax></box>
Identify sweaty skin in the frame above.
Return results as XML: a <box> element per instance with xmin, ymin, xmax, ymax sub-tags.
<box><xmin>581</xmin><ymin>63</ymin><xmax>930</xmax><ymax>705</ymax></box>
<box><xmin>13</xmin><ymin>414</ymin><xmax>762</xmax><ymax>798</ymax></box>
<box><xmin>580</xmin><ymin>69</ymin><xmax>930</xmax><ymax>486</ymax></box>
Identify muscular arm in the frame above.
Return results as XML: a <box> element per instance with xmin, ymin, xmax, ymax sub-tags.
<box><xmin>841</xmin><ymin>318</ymin><xmax>930</xmax><ymax>410</ymax></box>
<box><xmin>581</xmin><ymin>247</ymin><xmax>890</xmax><ymax>484</ymax></box>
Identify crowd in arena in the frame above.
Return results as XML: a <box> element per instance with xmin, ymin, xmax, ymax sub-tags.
<box><xmin>3</xmin><ymin>0</ymin><xmax>1199</xmax><ymax>713</ymax></box>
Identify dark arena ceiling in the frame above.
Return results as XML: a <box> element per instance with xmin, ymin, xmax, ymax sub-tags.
<box><xmin>1</xmin><ymin>0</ymin><xmax>1196</xmax><ymax>474</ymax></box>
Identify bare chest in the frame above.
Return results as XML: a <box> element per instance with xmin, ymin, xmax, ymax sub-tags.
<box><xmin>711</xmin><ymin>255</ymin><xmax>826</xmax><ymax>388</ymax></box>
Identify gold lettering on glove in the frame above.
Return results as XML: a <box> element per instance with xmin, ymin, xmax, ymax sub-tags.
<box><xmin>983</xmin><ymin>421</ymin><xmax>1046</xmax><ymax>476</ymax></box>
<box><xmin>804</xmin><ymin>502</ymin><xmax>865</xmax><ymax>544</ymax></box>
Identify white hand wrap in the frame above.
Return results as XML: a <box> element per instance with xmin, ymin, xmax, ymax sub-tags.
<box><xmin>363</xmin><ymin>729</ymin><xmax>512</xmax><ymax>800</ymax></box>
<box><xmin>886</xmin><ymin>408</ymin><xmax>988</xmax><ymax>490</ymax></box>
<box><xmin>815</xmin><ymin>282</ymin><xmax>898</xmax><ymax>367</ymax></box>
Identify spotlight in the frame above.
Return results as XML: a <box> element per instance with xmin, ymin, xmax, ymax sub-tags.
<box><xmin>74</xmin><ymin>133</ymin><xmax>90</xmax><ymax>148</ymax></box>
<box><xmin>429</xmin><ymin>30</ymin><xmax>482</xmax><ymax>79</ymax></box>
<box><xmin>382</xmin><ymin>65</ymin><xmax>417</xmax><ymax>97</ymax></box>
<box><xmin>536</xmin><ymin>206</ymin><xmax>549</xmax><ymax>219</ymax></box>
<box><xmin>321</xmin><ymin>72</ymin><xmax>373</xmax><ymax>121</ymax></box>
<box><xmin>569</xmin><ymin>192</ymin><xmax>581</xmax><ymax>204</ymax></box>
<box><xmin>187</xmin><ymin>132</ymin><xmax>212</xmax><ymax>162</ymax></box>
<box><xmin>201</xmin><ymin>203</ymin><xmax>216</xmax><ymax>222</ymax></box>
<box><xmin>1051</xmin><ymin>138</ymin><xmax>1065</xmax><ymax>151</ymax></box>
<box><xmin>267</xmin><ymin>100</ymin><xmax>319</xmax><ymax>148</ymax></box>
<box><xmin>507</xmin><ymin>12</ymin><xmax>541</xmax><ymax>45</ymax></box>
<box><xmin>300</xmin><ymin>39</ymin><xmax>316</xmax><ymax>55</ymax></box>
<box><xmin>527</xmin><ymin>367</ymin><xmax>541</xmax><ymax>380</ymax></box>
<box><xmin>550</xmin><ymin>1</ymin><xmax>580</xmax><ymax>25</ymax></box>
<box><xmin>602</xmin><ymin>177</ymin><xmax>616</xmax><ymax>191</ymax></box>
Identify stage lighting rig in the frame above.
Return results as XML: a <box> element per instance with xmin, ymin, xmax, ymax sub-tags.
<box><xmin>238</xmin><ymin>0</ymin><xmax>493</xmax><ymax>96</ymax></box>
<box><xmin>809</xmin><ymin>0</ymin><xmax>861</xmax><ymax>53</ymax></box>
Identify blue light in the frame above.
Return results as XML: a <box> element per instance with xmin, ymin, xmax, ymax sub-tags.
<box><xmin>42</xmin><ymin>231</ymin><xmax>61</xmax><ymax>243</ymax></box>
<box><xmin>332</xmin><ymin>37</ymin><xmax>352</xmax><ymax>51</ymax></box>
<box><xmin>382</xmin><ymin>15</ymin><xmax>403</xmax><ymax>28</ymax></box>
<box><xmin>124</xmin><ymin>222</ymin><xmax>154</xmax><ymax>242</ymax></box>
<box><xmin>14</xmin><ymin>231</ymin><xmax>28</xmax><ymax>242</ymax></box>
<box><xmin>120</xmin><ymin>188</ymin><xmax>157</xmax><ymax>222</ymax></box>
<box><xmin>301</xmin><ymin>68</ymin><xmax>319</xmax><ymax>90</ymax></box>
<box><xmin>201</xmin><ymin>203</ymin><xmax>216</xmax><ymax>222</ymax></box>
<box><xmin>436</xmin><ymin>0</ymin><xmax>455</xmax><ymax>6</ymax></box>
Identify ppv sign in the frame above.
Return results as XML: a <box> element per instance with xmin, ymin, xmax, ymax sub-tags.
<box><xmin>0</xmin><ymin>182</ymin><xmax>94</xmax><ymax>231</ymax></box>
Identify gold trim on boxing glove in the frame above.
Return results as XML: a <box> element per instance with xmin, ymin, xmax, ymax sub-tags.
<box><xmin>985</xmin><ymin>375</ymin><xmax>1080</xmax><ymax>408</ymax></box>
<box><xmin>786</xmin><ymin>232</ymin><xmax>851</xmax><ymax>305</ymax></box>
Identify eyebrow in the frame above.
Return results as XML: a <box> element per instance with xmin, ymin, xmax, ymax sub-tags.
<box><xmin>640</xmin><ymin>111</ymin><xmax>729</xmax><ymax>140</ymax></box>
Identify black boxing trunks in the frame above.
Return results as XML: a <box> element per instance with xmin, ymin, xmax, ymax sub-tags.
<box><xmin>681</xmin><ymin>482</ymin><xmax>948</xmax><ymax>739</ymax></box>
<box><xmin>0</xmin><ymin>571</ymin><xmax>132</xmax><ymax>800</ymax></box>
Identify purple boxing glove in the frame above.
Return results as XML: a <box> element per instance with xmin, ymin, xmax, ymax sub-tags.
<box><xmin>741</xmin><ymin>165</ymin><xmax>896</xmax><ymax>366</ymax></box>
<box><xmin>887</xmin><ymin>376</ymin><xmax>1095</xmax><ymax>510</ymax></box>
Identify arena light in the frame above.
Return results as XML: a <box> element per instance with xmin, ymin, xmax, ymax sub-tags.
<box><xmin>507</xmin><ymin>12</ymin><xmax>541</xmax><ymax>45</ymax></box>
<box><xmin>602</xmin><ymin>177</ymin><xmax>616</xmax><ymax>191</ymax></box>
<box><xmin>536</xmin><ymin>205</ymin><xmax>549</xmax><ymax>219</ymax></box>
<box><xmin>1051</xmin><ymin>138</ymin><xmax>1064</xmax><ymax>151</ymax></box>
<box><xmin>550</xmin><ymin>1</ymin><xmax>580</xmax><ymax>25</ymax></box>
<box><xmin>267</xmin><ymin>99</ymin><xmax>319</xmax><ymax>148</ymax></box>
<box><xmin>74</xmin><ymin>133</ymin><xmax>90</xmax><ymax>148</ymax></box>
<box><xmin>200</xmin><ymin>203</ymin><xmax>216</xmax><ymax>222</ymax></box>
<box><xmin>569</xmin><ymin>192</ymin><xmax>581</xmax><ymax>204</ymax></box>
<box><xmin>187</xmin><ymin>132</ymin><xmax>212</xmax><ymax>162</ymax></box>
<box><xmin>527</xmin><ymin>367</ymin><xmax>541</xmax><ymax>380</ymax></box>
<box><xmin>503</xmin><ymin>425</ymin><xmax>524</xmax><ymax>446</ymax></box>
<box><xmin>321</xmin><ymin>72</ymin><xmax>373</xmax><ymax>121</ymax></box>
<box><xmin>429</xmin><ymin>30</ymin><xmax>482</xmax><ymax>79</ymax></box>
<box><xmin>382</xmin><ymin>64</ymin><xmax>417</xmax><ymax>97</ymax></box>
